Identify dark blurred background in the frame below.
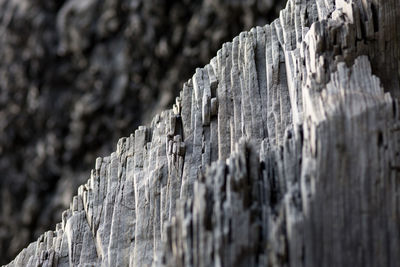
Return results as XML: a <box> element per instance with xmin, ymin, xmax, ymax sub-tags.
<box><xmin>0</xmin><ymin>0</ymin><xmax>285</xmax><ymax>264</ymax></box>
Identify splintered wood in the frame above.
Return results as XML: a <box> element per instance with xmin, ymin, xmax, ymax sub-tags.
<box><xmin>8</xmin><ymin>0</ymin><xmax>400</xmax><ymax>266</ymax></box>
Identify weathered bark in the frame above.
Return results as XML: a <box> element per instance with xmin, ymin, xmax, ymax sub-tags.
<box><xmin>7</xmin><ymin>0</ymin><xmax>400</xmax><ymax>266</ymax></box>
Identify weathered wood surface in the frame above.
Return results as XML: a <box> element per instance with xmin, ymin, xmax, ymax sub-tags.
<box><xmin>7</xmin><ymin>0</ymin><xmax>400</xmax><ymax>266</ymax></box>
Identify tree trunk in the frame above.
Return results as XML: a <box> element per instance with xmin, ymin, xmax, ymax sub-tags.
<box><xmin>7</xmin><ymin>0</ymin><xmax>400</xmax><ymax>266</ymax></box>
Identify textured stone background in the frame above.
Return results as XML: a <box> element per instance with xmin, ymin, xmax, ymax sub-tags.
<box><xmin>0</xmin><ymin>0</ymin><xmax>284</xmax><ymax>264</ymax></box>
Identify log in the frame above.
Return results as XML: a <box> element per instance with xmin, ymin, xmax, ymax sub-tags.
<box><xmin>7</xmin><ymin>0</ymin><xmax>400</xmax><ymax>266</ymax></box>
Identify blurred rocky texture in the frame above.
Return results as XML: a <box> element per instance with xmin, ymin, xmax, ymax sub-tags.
<box><xmin>0</xmin><ymin>0</ymin><xmax>284</xmax><ymax>264</ymax></box>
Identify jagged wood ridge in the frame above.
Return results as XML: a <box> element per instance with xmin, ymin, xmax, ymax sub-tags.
<box><xmin>7</xmin><ymin>0</ymin><xmax>400</xmax><ymax>266</ymax></box>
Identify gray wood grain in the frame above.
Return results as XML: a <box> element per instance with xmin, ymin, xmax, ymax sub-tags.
<box><xmin>7</xmin><ymin>0</ymin><xmax>400</xmax><ymax>266</ymax></box>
